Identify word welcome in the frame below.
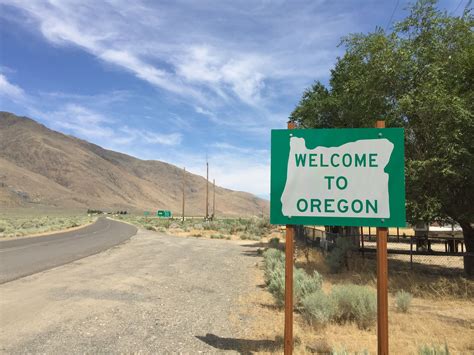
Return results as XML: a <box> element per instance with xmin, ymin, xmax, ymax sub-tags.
<box><xmin>295</xmin><ymin>152</ymin><xmax>378</xmax><ymax>168</ymax></box>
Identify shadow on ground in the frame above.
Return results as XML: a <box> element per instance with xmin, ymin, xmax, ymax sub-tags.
<box><xmin>196</xmin><ymin>333</ymin><xmax>282</xmax><ymax>354</ymax></box>
<box><xmin>239</xmin><ymin>241</ymin><xmax>271</xmax><ymax>258</ymax></box>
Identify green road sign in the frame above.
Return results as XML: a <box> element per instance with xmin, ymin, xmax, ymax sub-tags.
<box><xmin>144</xmin><ymin>211</ymin><xmax>150</xmax><ymax>216</ymax></box>
<box><xmin>271</xmin><ymin>128</ymin><xmax>405</xmax><ymax>227</ymax></box>
<box><xmin>157</xmin><ymin>210</ymin><xmax>172</xmax><ymax>218</ymax></box>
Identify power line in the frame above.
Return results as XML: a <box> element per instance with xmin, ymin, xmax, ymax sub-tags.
<box><xmin>451</xmin><ymin>0</ymin><xmax>465</xmax><ymax>15</ymax></box>
<box><xmin>385</xmin><ymin>0</ymin><xmax>401</xmax><ymax>31</ymax></box>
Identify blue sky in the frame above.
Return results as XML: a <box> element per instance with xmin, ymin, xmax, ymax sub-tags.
<box><xmin>0</xmin><ymin>0</ymin><xmax>465</xmax><ymax>198</ymax></box>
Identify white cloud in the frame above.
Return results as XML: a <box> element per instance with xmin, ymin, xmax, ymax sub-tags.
<box><xmin>0</xmin><ymin>74</ymin><xmax>25</xmax><ymax>102</ymax></box>
<box><xmin>176</xmin><ymin>45</ymin><xmax>266</xmax><ymax>104</ymax></box>
<box><xmin>32</xmin><ymin>104</ymin><xmax>182</xmax><ymax>147</ymax></box>
<box><xmin>119</xmin><ymin>126</ymin><xmax>182</xmax><ymax>146</ymax></box>
<box><xmin>0</xmin><ymin>0</ymin><xmax>352</xmax><ymax>116</ymax></box>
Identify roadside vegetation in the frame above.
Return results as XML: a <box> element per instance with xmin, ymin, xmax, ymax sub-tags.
<box><xmin>240</xmin><ymin>241</ymin><xmax>474</xmax><ymax>353</ymax></box>
<box><xmin>0</xmin><ymin>215</ymin><xmax>96</xmax><ymax>238</ymax></box>
<box><xmin>114</xmin><ymin>215</ymin><xmax>274</xmax><ymax>241</ymax></box>
<box><xmin>263</xmin><ymin>248</ymin><xmax>377</xmax><ymax>329</ymax></box>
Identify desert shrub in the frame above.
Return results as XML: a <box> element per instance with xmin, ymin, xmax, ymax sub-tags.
<box><xmin>257</xmin><ymin>217</ymin><xmax>271</xmax><ymax>229</ymax></box>
<box><xmin>228</xmin><ymin>219</ymin><xmax>246</xmax><ymax>234</ymax></box>
<box><xmin>263</xmin><ymin>249</ymin><xmax>285</xmax><ymax>285</ymax></box>
<box><xmin>301</xmin><ymin>291</ymin><xmax>336</xmax><ymax>326</ymax></box>
<box><xmin>331</xmin><ymin>284</ymin><xmax>376</xmax><ymax>329</ymax></box>
<box><xmin>157</xmin><ymin>220</ymin><xmax>170</xmax><ymax>228</ymax></box>
<box><xmin>210</xmin><ymin>234</ymin><xmax>225</xmax><ymax>239</ymax></box>
<box><xmin>247</xmin><ymin>217</ymin><xmax>271</xmax><ymax>237</ymax></box>
<box><xmin>395</xmin><ymin>290</ymin><xmax>413</xmax><ymax>313</ymax></box>
<box><xmin>294</xmin><ymin>268</ymin><xmax>323</xmax><ymax>307</ymax></box>
<box><xmin>262</xmin><ymin>248</ymin><xmax>323</xmax><ymax>309</ymax></box>
<box><xmin>326</xmin><ymin>237</ymin><xmax>355</xmax><ymax>273</ymax></box>
<box><xmin>269</xmin><ymin>237</ymin><xmax>280</xmax><ymax>249</ymax></box>
<box><xmin>267</xmin><ymin>264</ymin><xmax>286</xmax><ymax>306</ymax></box>
<box><xmin>418</xmin><ymin>344</ymin><xmax>450</xmax><ymax>355</ymax></box>
<box><xmin>203</xmin><ymin>222</ymin><xmax>216</xmax><ymax>230</ymax></box>
<box><xmin>266</xmin><ymin>265</ymin><xmax>323</xmax><ymax>308</ymax></box>
<box><xmin>240</xmin><ymin>233</ymin><xmax>260</xmax><ymax>241</ymax></box>
<box><xmin>249</xmin><ymin>234</ymin><xmax>261</xmax><ymax>241</ymax></box>
<box><xmin>331</xmin><ymin>348</ymin><xmax>368</xmax><ymax>355</ymax></box>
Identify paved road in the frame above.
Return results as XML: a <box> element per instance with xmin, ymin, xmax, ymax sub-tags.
<box><xmin>0</xmin><ymin>229</ymin><xmax>262</xmax><ymax>353</ymax></box>
<box><xmin>0</xmin><ymin>217</ymin><xmax>137</xmax><ymax>284</ymax></box>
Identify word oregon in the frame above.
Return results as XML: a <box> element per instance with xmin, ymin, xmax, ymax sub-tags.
<box><xmin>296</xmin><ymin>198</ymin><xmax>378</xmax><ymax>214</ymax></box>
<box><xmin>295</xmin><ymin>152</ymin><xmax>378</xmax><ymax>168</ymax></box>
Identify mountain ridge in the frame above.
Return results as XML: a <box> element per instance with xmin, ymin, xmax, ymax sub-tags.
<box><xmin>0</xmin><ymin>112</ymin><xmax>268</xmax><ymax>216</ymax></box>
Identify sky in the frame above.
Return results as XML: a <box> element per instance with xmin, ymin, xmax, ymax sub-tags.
<box><xmin>0</xmin><ymin>0</ymin><xmax>465</xmax><ymax>199</ymax></box>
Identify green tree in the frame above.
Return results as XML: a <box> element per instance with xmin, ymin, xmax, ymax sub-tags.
<box><xmin>290</xmin><ymin>0</ymin><xmax>474</xmax><ymax>274</ymax></box>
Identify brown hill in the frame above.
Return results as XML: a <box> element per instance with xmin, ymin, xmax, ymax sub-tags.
<box><xmin>0</xmin><ymin>112</ymin><xmax>269</xmax><ymax>216</ymax></box>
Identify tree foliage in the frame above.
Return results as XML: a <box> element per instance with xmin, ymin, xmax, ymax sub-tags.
<box><xmin>289</xmin><ymin>0</ymin><xmax>474</xmax><ymax>273</ymax></box>
<box><xmin>290</xmin><ymin>0</ymin><xmax>473</xmax><ymax>226</ymax></box>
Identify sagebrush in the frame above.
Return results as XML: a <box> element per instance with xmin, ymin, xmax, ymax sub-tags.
<box><xmin>301</xmin><ymin>291</ymin><xmax>336</xmax><ymax>326</ymax></box>
<box><xmin>331</xmin><ymin>284</ymin><xmax>376</xmax><ymax>329</ymax></box>
<box><xmin>395</xmin><ymin>290</ymin><xmax>413</xmax><ymax>313</ymax></box>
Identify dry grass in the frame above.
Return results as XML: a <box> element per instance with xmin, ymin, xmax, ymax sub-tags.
<box><xmin>234</xmin><ymin>241</ymin><xmax>474</xmax><ymax>354</ymax></box>
<box><xmin>306</xmin><ymin>226</ymin><xmax>415</xmax><ymax>237</ymax></box>
<box><xmin>114</xmin><ymin>215</ymin><xmax>276</xmax><ymax>243</ymax></box>
<box><xmin>295</xmin><ymin>245</ymin><xmax>474</xmax><ymax>300</ymax></box>
<box><xmin>0</xmin><ymin>213</ymin><xmax>96</xmax><ymax>238</ymax></box>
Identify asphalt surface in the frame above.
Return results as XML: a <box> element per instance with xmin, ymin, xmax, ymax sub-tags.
<box><xmin>0</xmin><ymin>217</ymin><xmax>137</xmax><ymax>284</ymax></box>
<box><xmin>0</xmin><ymin>229</ymin><xmax>261</xmax><ymax>353</ymax></box>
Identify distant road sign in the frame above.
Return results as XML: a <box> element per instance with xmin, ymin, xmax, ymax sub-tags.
<box><xmin>157</xmin><ymin>210</ymin><xmax>172</xmax><ymax>218</ymax></box>
<box><xmin>144</xmin><ymin>211</ymin><xmax>150</xmax><ymax>216</ymax></box>
<box><xmin>271</xmin><ymin>128</ymin><xmax>405</xmax><ymax>227</ymax></box>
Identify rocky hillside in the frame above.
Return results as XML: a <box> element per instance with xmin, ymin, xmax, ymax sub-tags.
<box><xmin>0</xmin><ymin>112</ymin><xmax>268</xmax><ymax>216</ymax></box>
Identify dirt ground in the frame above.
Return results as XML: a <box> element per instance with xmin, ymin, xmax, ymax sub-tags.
<box><xmin>0</xmin><ymin>229</ymin><xmax>263</xmax><ymax>353</ymax></box>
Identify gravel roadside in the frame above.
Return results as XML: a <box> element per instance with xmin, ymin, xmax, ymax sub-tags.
<box><xmin>0</xmin><ymin>229</ymin><xmax>263</xmax><ymax>353</ymax></box>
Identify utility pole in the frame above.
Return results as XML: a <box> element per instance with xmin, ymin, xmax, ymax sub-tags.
<box><xmin>212</xmin><ymin>178</ymin><xmax>216</xmax><ymax>220</ymax></box>
<box><xmin>182</xmin><ymin>167</ymin><xmax>185</xmax><ymax>222</ymax></box>
<box><xmin>205</xmin><ymin>160</ymin><xmax>209</xmax><ymax>220</ymax></box>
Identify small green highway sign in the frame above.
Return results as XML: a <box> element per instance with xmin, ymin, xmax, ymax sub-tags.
<box><xmin>271</xmin><ymin>128</ymin><xmax>405</xmax><ymax>227</ymax></box>
<box><xmin>157</xmin><ymin>210</ymin><xmax>172</xmax><ymax>218</ymax></box>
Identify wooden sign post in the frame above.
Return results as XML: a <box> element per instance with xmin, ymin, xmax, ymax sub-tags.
<box><xmin>376</xmin><ymin>120</ymin><xmax>389</xmax><ymax>355</ymax></box>
<box><xmin>284</xmin><ymin>121</ymin><xmax>296</xmax><ymax>355</ymax></box>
